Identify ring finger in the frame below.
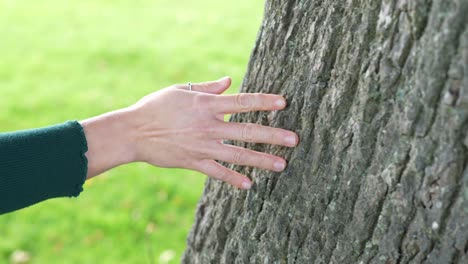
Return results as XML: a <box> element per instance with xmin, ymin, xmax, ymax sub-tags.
<box><xmin>212</xmin><ymin>144</ymin><xmax>287</xmax><ymax>172</ymax></box>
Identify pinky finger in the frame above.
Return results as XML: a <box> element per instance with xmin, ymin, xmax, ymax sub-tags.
<box><xmin>195</xmin><ymin>160</ymin><xmax>252</xmax><ymax>190</ymax></box>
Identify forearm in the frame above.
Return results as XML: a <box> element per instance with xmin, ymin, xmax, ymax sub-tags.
<box><xmin>79</xmin><ymin>108</ymin><xmax>137</xmax><ymax>179</ymax></box>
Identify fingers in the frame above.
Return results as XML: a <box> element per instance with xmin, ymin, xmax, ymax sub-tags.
<box><xmin>214</xmin><ymin>93</ymin><xmax>287</xmax><ymax>114</ymax></box>
<box><xmin>196</xmin><ymin>160</ymin><xmax>252</xmax><ymax>190</ymax></box>
<box><xmin>216</xmin><ymin>122</ymin><xmax>298</xmax><ymax>147</ymax></box>
<box><xmin>213</xmin><ymin>144</ymin><xmax>287</xmax><ymax>172</ymax></box>
<box><xmin>181</xmin><ymin>77</ymin><xmax>232</xmax><ymax>94</ymax></box>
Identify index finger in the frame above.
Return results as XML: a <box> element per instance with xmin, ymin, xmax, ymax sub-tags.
<box><xmin>214</xmin><ymin>93</ymin><xmax>287</xmax><ymax>114</ymax></box>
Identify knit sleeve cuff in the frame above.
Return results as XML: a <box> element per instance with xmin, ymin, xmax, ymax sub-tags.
<box><xmin>67</xmin><ymin>120</ymin><xmax>89</xmax><ymax>197</ymax></box>
<box><xmin>0</xmin><ymin>120</ymin><xmax>89</xmax><ymax>214</ymax></box>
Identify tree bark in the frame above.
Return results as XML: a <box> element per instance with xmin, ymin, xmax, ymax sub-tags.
<box><xmin>183</xmin><ymin>0</ymin><xmax>468</xmax><ymax>263</ymax></box>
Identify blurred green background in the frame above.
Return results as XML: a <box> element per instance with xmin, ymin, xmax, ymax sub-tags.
<box><xmin>0</xmin><ymin>0</ymin><xmax>263</xmax><ymax>263</ymax></box>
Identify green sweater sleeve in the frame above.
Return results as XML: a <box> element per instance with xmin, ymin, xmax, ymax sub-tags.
<box><xmin>0</xmin><ymin>121</ymin><xmax>88</xmax><ymax>215</ymax></box>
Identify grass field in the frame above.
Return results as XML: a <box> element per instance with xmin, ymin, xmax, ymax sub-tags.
<box><xmin>0</xmin><ymin>1</ymin><xmax>263</xmax><ymax>263</ymax></box>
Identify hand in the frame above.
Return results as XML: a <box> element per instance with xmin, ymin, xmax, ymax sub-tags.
<box><xmin>81</xmin><ymin>77</ymin><xmax>298</xmax><ymax>190</ymax></box>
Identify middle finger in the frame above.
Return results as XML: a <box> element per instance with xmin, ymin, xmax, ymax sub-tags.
<box><xmin>215</xmin><ymin>122</ymin><xmax>298</xmax><ymax>147</ymax></box>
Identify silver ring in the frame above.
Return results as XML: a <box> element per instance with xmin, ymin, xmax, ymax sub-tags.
<box><xmin>187</xmin><ymin>82</ymin><xmax>192</xmax><ymax>91</ymax></box>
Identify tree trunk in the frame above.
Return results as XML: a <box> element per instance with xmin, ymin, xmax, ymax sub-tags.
<box><xmin>182</xmin><ymin>0</ymin><xmax>468</xmax><ymax>263</ymax></box>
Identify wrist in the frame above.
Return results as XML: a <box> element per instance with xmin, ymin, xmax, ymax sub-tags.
<box><xmin>80</xmin><ymin>107</ymin><xmax>138</xmax><ymax>178</ymax></box>
<box><xmin>106</xmin><ymin>107</ymin><xmax>138</xmax><ymax>164</ymax></box>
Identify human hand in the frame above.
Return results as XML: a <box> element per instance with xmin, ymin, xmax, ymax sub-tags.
<box><xmin>80</xmin><ymin>77</ymin><xmax>298</xmax><ymax>190</ymax></box>
<box><xmin>127</xmin><ymin>77</ymin><xmax>298</xmax><ymax>189</ymax></box>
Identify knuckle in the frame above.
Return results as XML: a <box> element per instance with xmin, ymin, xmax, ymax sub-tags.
<box><xmin>257</xmin><ymin>154</ymin><xmax>271</xmax><ymax>169</ymax></box>
<box><xmin>258</xmin><ymin>155</ymin><xmax>275</xmax><ymax>169</ymax></box>
<box><xmin>194</xmin><ymin>94</ymin><xmax>212</xmax><ymax>107</ymax></box>
<box><xmin>274</xmin><ymin>129</ymin><xmax>285</xmax><ymax>144</ymax></box>
<box><xmin>233</xmin><ymin>149</ymin><xmax>245</xmax><ymax>165</ymax></box>
<box><xmin>241</xmin><ymin>123</ymin><xmax>255</xmax><ymax>142</ymax></box>
<box><xmin>198</xmin><ymin>125</ymin><xmax>217</xmax><ymax>138</ymax></box>
<box><xmin>185</xmin><ymin>159</ymin><xmax>201</xmax><ymax>171</ymax></box>
<box><xmin>235</xmin><ymin>93</ymin><xmax>252</xmax><ymax>110</ymax></box>
<box><xmin>218</xmin><ymin>170</ymin><xmax>231</xmax><ymax>182</ymax></box>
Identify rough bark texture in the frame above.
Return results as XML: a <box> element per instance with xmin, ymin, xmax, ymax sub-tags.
<box><xmin>183</xmin><ymin>0</ymin><xmax>468</xmax><ymax>263</ymax></box>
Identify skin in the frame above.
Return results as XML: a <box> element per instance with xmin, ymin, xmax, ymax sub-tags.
<box><xmin>79</xmin><ymin>77</ymin><xmax>299</xmax><ymax>190</ymax></box>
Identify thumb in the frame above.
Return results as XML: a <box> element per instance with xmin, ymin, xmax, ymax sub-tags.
<box><xmin>187</xmin><ymin>76</ymin><xmax>232</xmax><ymax>94</ymax></box>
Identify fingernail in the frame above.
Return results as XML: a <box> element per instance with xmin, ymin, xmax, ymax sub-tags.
<box><xmin>242</xmin><ymin>181</ymin><xmax>252</xmax><ymax>190</ymax></box>
<box><xmin>285</xmin><ymin>135</ymin><xmax>297</xmax><ymax>146</ymax></box>
<box><xmin>275</xmin><ymin>99</ymin><xmax>286</xmax><ymax>108</ymax></box>
<box><xmin>274</xmin><ymin>161</ymin><xmax>286</xmax><ymax>171</ymax></box>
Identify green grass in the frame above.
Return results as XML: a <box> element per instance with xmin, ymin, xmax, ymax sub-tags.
<box><xmin>0</xmin><ymin>1</ymin><xmax>263</xmax><ymax>263</ymax></box>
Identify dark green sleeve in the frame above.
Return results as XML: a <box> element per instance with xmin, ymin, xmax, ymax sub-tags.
<box><xmin>0</xmin><ymin>121</ymin><xmax>88</xmax><ymax>215</ymax></box>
